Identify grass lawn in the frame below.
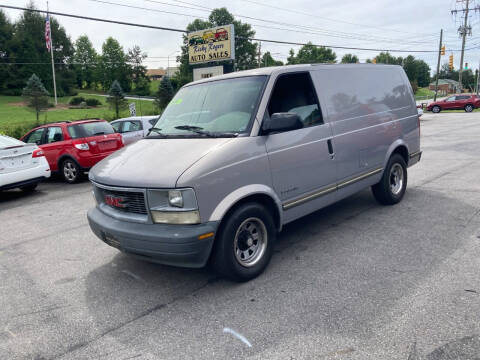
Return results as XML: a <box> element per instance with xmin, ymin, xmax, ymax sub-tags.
<box><xmin>149</xmin><ymin>80</ymin><xmax>160</xmax><ymax>95</ymax></box>
<box><xmin>0</xmin><ymin>93</ymin><xmax>158</xmax><ymax>138</ymax></box>
<box><xmin>415</xmin><ymin>87</ymin><xmax>436</xmax><ymax>100</ymax></box>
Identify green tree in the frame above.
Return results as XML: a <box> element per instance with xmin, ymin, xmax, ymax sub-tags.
<box><xmin>0</xmin><ymin>10</ymin><xmax>14</xmax><ymax>94</ymax></box>
<box><xmin>155</xmin><ymin>76</ymin><xmax>174</xmax><ymax>111</ymax></box>
<box><xmin>374</xmin><ymin>52</ymin><xmax>403</xmax><ymax>65</ymax></box>
<box><xmin>127</xmin><ymin>45</ymin><xmax>150</xmax><ymax>95</ymax></box>
<box><xmin>287</xmin><ymin>42</ymin><xmax>336</xmax><ymax>64</ymax></box>
<box><xmin>22</xmin><ymin>74</ymin><xmax>50</xmax><ymax>124</ymax></box>
<box><xmin>73</xmin><ymin>35</ymin><xmax>98</xmax><ymax>89</ymax></box>
<box><xmin>107</xmin><ymin>80</ymin><xmax>128</xmax><ymax>119</ymax></box>
<box><xmin>98</xmin><ymin>37</ymin><xmax>130</xmax><ymax>92</ymax></box>
<box><xmin>175</xmin><ymin>8</ymin><xmax>258</xmax><ymax>87</ymax></box>
<box><xmin>260</xmin><ymin>52</ymin><xmax>283</xmax><ymax>67</ymax></box>
<box><xmin>8</xmin><ymin>2</ymin><xmax>75</xmax><ymax>96</ymax></box>
<box><xmin>415</xmin><ymin>59</ymin><xmax>431</xmax><ymax>87</ymax></box>
<box><xmin>341</xmin><ymin>53</ymin><xmax>359</xmax><ymax>64</ymax></box>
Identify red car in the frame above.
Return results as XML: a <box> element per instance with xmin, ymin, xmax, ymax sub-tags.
<box><xmin>21</xmin><ymin>119</ymin><xmax>123</xmax><ymax>183</ymax></box>
<box><xmin>427</xmin><ymin>94</ymin><xmax>480</xmax><ymax>113</ymax></box>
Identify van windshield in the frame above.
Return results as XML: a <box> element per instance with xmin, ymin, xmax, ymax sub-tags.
<box><xmin>149</xmin><ymin>76</ymin><xmax>266</xmax><ymax>137</ymax></box>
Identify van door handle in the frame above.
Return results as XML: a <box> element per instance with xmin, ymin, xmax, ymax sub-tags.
<box><xmin>327</xmin><ymin>139</ymin><xmax>335</xmax><ymax>159</ymax></box>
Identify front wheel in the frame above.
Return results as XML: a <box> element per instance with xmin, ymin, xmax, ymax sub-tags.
<box><xmin>372</xmin><ymin>154</ymin><xmax>407</xmax><ymax>205</ymax></box>
<box><xmin>62</xmin><ymin>159</ymin><xmax>81</xmax><ymax>184</ymax></box>
<box><xmin>432</xmin><ymin>105</ymin><xmax>441</xmax><ymax>113</ymax></box>
<box><xmin>465</xmin><ymin>104</ymin><xmax>474</xmax><ymax>112</ymax></box>
<box><xmin>211</xmin><ymin>203</ymin><xmax>276</xmax><ymax>282</ymax></box>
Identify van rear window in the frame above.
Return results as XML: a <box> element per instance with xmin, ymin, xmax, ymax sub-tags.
<box><xmin>67</xmin><ymin>122</ymin><xmax>114</xmax><ymax>139</ymax></box>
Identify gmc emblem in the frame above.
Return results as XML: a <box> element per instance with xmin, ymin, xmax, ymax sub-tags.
<box><xmin>104</xmin><ymin>194</ymin><xmax>127</xmax><ymax>208</ymax></box>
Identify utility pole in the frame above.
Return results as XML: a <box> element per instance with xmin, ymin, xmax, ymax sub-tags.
<box><xmin>258</xmin><ymin>41</ymin><xmax>261</xmax><ymax>68</ymax></box>
<box><xmin>476</xmin><ymin>60</ymin><xmax>480</xmax><ymax>95</ymax></box>
<box><xmin>452</xmin><ymin>0</ymin><xmax>475</xmax><ymax>92</ymax></box>
<box><xmin>434</xmin><ymin>29</ymin><xmax>443</xmax><ymax>102</ymax></box>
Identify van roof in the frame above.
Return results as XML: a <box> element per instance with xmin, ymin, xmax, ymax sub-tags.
<box><xmin>186</xmin><ymin>63</ymin><xmax>402</xmax><ymax>86</ymax></box>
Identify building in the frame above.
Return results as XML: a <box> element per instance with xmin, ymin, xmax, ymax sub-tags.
<box><xmin>429</xmin><ymin>79</ymin><xmax>461</xmax><ymax>94</ymax></box>
<box><xmin>146</xmin><ymin>69</ymin><xmax>166</xmax><ymax>80</ymax></box>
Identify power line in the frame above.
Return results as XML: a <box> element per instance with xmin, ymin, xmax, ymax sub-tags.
<box><xmin>1</xmin><ymin>5</ymin><xmax>478</xmax><ymax>53</ymax></box>
<box><xmin>119</xmin><ymin>0</ymin><xmax>438</xmax><ymax>46</ymax></box>
<box><xmin>234</xmin><ymin>0</ymin><xmax>440</xmax><ymax>38</ymax></box>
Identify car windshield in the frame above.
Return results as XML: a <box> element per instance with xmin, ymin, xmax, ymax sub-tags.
<box><xmin>0</xmin><ymin>135</ymin><xmax>25</xmax><ymax>149</ymax></box>
<box><xmin>68</xmin><ymin>121</ymin><xmax>114</xmax><ymax>139</ymax></box>
<box><xmin>149</xmin><ymin>76</ymin><xmax>266</xmax><ymax>137</ymax></box>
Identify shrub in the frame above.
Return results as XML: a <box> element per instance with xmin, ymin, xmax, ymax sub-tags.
<box><xmin>69</xmin><ymin>96</ymin><xmax>85</xmax><ymax>105</ymax></box>
<box><xmin>3</xmin><ymin>124</ymin><xmax>33</xmax><ymax>139</ymax></box>
<box><xmin>85</xmin><ymin>98</ymin><xmax>101</xmax><ymax>107</ymax></box>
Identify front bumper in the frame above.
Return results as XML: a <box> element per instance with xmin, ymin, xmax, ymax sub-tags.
<box><xmin>87</xmin><ymin>207</ymin><xmax>219</xmax><ymax>268</ymax></box>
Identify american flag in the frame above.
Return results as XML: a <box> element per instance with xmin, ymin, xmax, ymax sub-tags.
<box><xmin>45</xmin><ymin>14</ymin><xmax>51</xmax><ymax>52</ymax></box>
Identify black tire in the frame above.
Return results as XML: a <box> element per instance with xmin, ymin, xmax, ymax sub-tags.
<box><xmin>371</xmin><ymin>153</ymin><xmax>408</xmax><ymax>205</ymax></box>
<box><xmin>211</xmin><ymin>203</ymin><xmax>276</xmax><ymax>282</ymax></box>
<box><xmin>432</xmin><ymin>105</ymin><xmax>441</xmax><ymax>113</ymax></box>
<box><xmin>465</xmin><ymin>104</ymin><xmax>474</xmax><ymax>113</ymax></box>
<box><xmin>61</xmin><ymin>158</ymin><xmax>81</xmax><ymax>184</ymax></box>
<box><xmin>20</xmin><ymin>183</ymin><xmax>38</xmax><ymax>192</ymax></box>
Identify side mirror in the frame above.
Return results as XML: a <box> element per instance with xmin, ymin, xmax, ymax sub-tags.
<box><xmin>262</xmin><ymin>113</ymin><xmax>303</xmax><ymax>134</ymax></box>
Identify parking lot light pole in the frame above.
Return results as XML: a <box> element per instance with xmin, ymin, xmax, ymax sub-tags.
<box><xmin>167</xmin><ymin>50</ymin><xmax>179</xmax><ymax>77</ymax></box>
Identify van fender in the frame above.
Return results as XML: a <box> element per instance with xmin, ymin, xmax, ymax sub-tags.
<box><xmin>384</xmin><ymin>139</ymin><xmax>410</xmax><ymax>169</ymax></box>
<box><xmin>208</xmin><ymin>184</ymin><xmax>283</xmax><ymax>231</ymax></box>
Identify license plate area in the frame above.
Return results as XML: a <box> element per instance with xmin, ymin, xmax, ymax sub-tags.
<box><xmin>98</xmin><ymin>140</ymin><xmax>116</xmax><ymax>151</ymax></box>
<box><xmin>5</xmin><ymin>154</ymin><xmax>31</xmax><ymax>168</ymax></box>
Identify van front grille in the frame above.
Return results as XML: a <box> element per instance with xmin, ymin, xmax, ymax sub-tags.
<box><xmin>99</xmin><ymin>188</ymin><xmax>148</xmax><ymax>215</ymax></box>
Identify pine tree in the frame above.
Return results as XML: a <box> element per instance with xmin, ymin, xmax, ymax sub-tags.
<box><xmin>107</xmin><ymin>80</ymin><xmax>128</xmax><ymax>119</ymax></box>
<box><xmin>155</xmin><ymin>76</ymin><xmax>174</xmax><ymax>111</ymax></box>
<box><xmin>22</xmin><ymin>74</ymin><xmax>50</xmax><ymax>124</ymax></box>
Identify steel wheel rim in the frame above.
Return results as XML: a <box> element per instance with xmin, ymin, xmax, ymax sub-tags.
<box><xmin>389</xmin><ymin>163</ymin><xmax>404</xmax><ymax>196</ymax></box>
<box><xmin>433</xmin><ymin>106</ymin><xmax>440</xmax><ymax>113</ymax></box>
<box><xmin>466</xmin><ymin>105</ymin><xmax>473</xmax><ymax>112</ymax></box>
<box><xmin>64</xmin><ymin>161</ymin><xmax>77</xmax><ymax>181</ymax></box>
<box><xmin>233</xmin><ymin>217</ymin><xmax>268</xmax><ymax>267</ymax></box>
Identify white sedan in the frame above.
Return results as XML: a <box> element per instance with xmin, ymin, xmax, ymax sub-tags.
<box><xmin>110</xmin><ymin>115</ymin><xmax>160</xmax><ymax>145</ymax></box>
<box><xmin>0</xmin><ymin>135</ymin><xmax>51</xmax><ymax>192</ymax></box>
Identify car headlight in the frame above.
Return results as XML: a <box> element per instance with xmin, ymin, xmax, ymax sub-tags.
<box><xmin>147</xmin><ymin>188</ymin><xmax>200</xmax><ymax>224</ymax></box>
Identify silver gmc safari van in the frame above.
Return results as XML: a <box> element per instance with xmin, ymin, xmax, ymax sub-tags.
<box><xmin>88</xmin><ymin>64</ymin><xmax>421</xmax><ymax>281</ymax></box>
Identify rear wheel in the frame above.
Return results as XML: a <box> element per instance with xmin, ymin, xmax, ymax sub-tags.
<box><xmin>20</xmin><ymin>183</ymin><xmax>38</xmax><ymax>192</ymax></box>
<box><xmin>465</xmin><ymin>104</ymin><xmax>474</xmax><ymax>112</ymax></box>
<box><xmin>372</xmin><ymin>153</ymin><xmax>407</xmax><ymax>205</ymax></box>
<box><xmin>62</xmin><ymin>159</ymin><xmax>81</xmax><ymax>184</ymax></box>
<box><xmin>211</xmin><ymin>203</ymin><xmax>276</xmax><ymax>282</ymax></box>
<box><xmin>432</xmin><ymin>105</ymin><xmax>441</xmax><ymax>113</ymax></box>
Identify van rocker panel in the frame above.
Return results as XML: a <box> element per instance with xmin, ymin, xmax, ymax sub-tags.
<box><xmin>87</xmin><ymin>207</ymin><xmax>219</xmax><ymax>268</ymax></box>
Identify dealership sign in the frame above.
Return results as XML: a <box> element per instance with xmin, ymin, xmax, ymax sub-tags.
<box><xmin>187</xmin><ymin>24</ymin><xmax>235</xmax><ymax>65</ymax></box>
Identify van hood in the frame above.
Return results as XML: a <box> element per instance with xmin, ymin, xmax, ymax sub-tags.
<box><xmin>89</xmin><ymin>137</ymin><xmax>233</xmax><ymax>188</ymax></box>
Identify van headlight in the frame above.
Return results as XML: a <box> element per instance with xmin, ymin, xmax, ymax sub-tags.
<box><xmin>147</xmin><ymin>188</ymin><xmax>200</xmax><ymax>224</ymax></box>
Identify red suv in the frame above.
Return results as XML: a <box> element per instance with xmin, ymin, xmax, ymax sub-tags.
<box><xmin>427</xmin><ymin>94</ymin><xmax>480</xmax><ymax>113</ymax></box>
<box><xmin>21</xmin><ymin>119</ymin><xmax>123</xmax><ymax>183</ymax></box>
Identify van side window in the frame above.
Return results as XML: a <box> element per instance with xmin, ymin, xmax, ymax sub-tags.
<box><xmin>268</xmin><ymin>72</ymin><xmax>323</xmax><ymax>127</ymax></box>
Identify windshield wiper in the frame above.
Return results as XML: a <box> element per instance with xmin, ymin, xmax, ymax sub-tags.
<box><xmin>147</xmin><ymin>127</ymin><xmax>165</xmax><ymax>136</ymax></box>
<box><xmin>174</xmin><ymin>125</ymin><xmax>238</xmax><ymax>138</ymax></box>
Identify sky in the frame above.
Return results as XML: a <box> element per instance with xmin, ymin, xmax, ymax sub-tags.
<box><xmin>2</xmin><ymin>0</ymin><xmax>480</xmax><ymax>74</ymax></box>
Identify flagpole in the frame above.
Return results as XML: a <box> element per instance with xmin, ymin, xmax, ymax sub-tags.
<box><xmin>47</xmin><ymin>1</ymin><xmax>57</xmax><ymax>106</ymax></box>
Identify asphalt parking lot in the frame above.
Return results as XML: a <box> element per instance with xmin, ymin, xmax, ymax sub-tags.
<box><xmin>1</xmin><ymin>112</ymin><xmax>480</xmax><ymax>360</ymax></box>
